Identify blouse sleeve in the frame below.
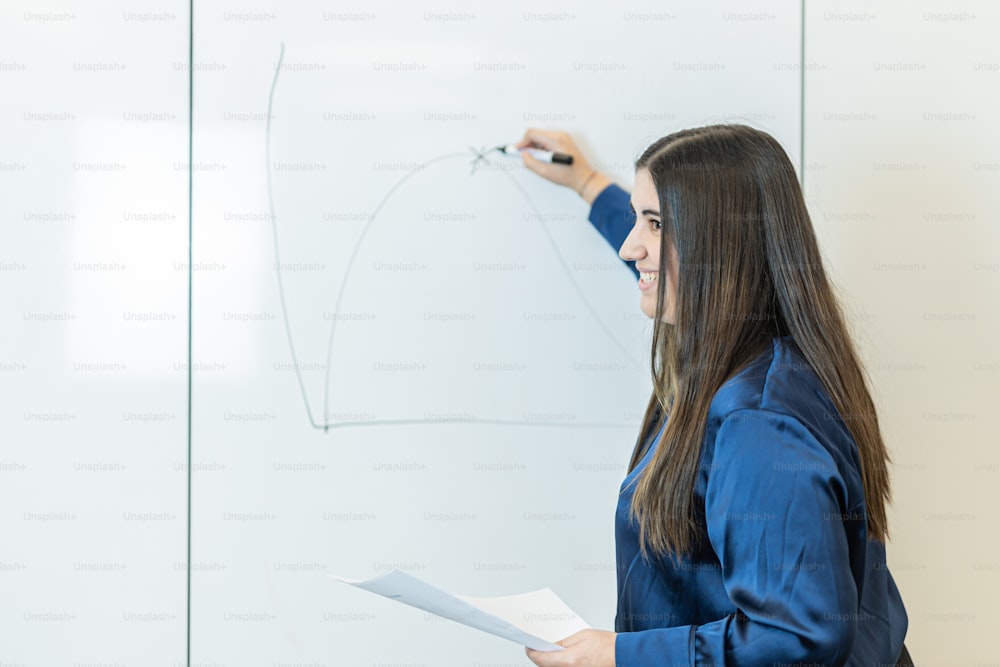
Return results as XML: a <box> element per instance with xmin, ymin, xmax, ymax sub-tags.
<box><xmin>614</xmin><ymin>409</ymin><xmax>859</xmax><ymax>667</ymax></box>
<box><xmin>587</xmin><ymin>183</ymin><xmax>638</xmax><ymax>279</ymax></box>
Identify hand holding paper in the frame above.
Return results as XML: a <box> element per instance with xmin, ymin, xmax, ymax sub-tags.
<box><xmin>523</xmin><ymin>628</ymin><xmax>618</xmax><ymax>667</ymax></box>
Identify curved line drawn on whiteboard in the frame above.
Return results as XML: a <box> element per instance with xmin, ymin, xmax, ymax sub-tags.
<box><xmin>266</xmin><ymin>43</ymin><xmax>640</xmax><ymax>432</ymax></box>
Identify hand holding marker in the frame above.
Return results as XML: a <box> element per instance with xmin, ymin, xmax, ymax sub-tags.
<box><xmin>506</xmin><ymin>129</ymin><xmax>613</xmax><ymax>206</ymax></box>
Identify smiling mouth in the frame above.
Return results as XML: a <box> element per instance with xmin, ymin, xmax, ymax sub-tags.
<box><xmin>639</xmin><ymin>272</ymin><xmax>658</xmax><ymax>284</ymax></box>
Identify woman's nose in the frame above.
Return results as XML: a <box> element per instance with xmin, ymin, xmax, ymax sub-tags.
<box><xmin>619</xmin><ymin>229</ymin><xmax>646</xmax><ymax>262</ymax></box>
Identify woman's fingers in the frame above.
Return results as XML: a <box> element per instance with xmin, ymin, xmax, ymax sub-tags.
<box><xmin>517</xmin><ymin>127</ymin><xmax>560</xmax><ymax>151</ymax></box>
<box><xmin>556</xmin><ymin>630</ymin><xmax>589</xmax><ymax>647</ymax></box>
<box><xmin>515</xmin><ymin>128</ymin><xmax>604</xmax><ymax>198</ymax></box>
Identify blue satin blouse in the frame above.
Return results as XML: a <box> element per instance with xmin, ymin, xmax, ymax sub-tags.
<box><xmin>589</xmin><ymin>184</ymin><xmax>908</xmax><ymax>666</ymax></box>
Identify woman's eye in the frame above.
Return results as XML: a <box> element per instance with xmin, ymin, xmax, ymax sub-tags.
<box><xmin>650</xmin><ymin>219</ymin><xmax>662</xmax><ymax>231</ymax></box>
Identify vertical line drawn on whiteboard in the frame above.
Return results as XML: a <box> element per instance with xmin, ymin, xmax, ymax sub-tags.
<box><xmin>265</xmin><ymin>43</ymin><xmax>640</xmax><ymax>432</ymax></box>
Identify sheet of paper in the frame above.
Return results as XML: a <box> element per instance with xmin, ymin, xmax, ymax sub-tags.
<box><xmin>455</xmin><ymin>588</ymin><xmax>591</xmax><ymax>643</ymax></box>
<box><xmin>331</xmin><ymin>569</ymin><xmax>590</xmax><ymax>651</ymax></box>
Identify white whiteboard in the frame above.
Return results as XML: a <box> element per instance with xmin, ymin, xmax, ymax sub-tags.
<box><xmin>0</xmin><ymin>1</ymin><xmax>802</xmax><ymax>665</ymax></box>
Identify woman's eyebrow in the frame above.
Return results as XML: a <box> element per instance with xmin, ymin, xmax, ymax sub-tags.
<box><xmin>629</xmin><ymin>201</ymin><xmax>661</xmax><ymax>217</ymax></box>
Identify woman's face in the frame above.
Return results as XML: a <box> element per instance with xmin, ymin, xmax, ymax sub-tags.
<box><xmin>619</xmin><ymin>169</ymin><xmax>678</xmax><ymax>322</ymax></box>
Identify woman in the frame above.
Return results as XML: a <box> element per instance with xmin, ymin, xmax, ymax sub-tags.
<box><xmin>517</xmin><ymin>126</ymin><xmax>910</xmax><ymax>667</ymax></box>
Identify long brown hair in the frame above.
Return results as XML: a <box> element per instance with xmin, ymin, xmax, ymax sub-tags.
<box><xmin>628</xmin><ymin>124</ymin><xmax>891</xmax><ymax>558</ymax></box>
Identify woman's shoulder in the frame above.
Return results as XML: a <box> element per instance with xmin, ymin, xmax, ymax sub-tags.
<box><xmin>707</xmin><ymin>336</ymin><xmax>840</xmax><ymax>430</ymax></box>
<box><xmin>700</xmin><ymin>337</ymin><xmax>866</xmax><ymax>515</ymax></box>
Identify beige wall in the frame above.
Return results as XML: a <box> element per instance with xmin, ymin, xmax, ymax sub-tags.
<box><xmin>804</xmin><ymin>2</ymin><xmax>1000</xmax><ymax>663</ymax></box>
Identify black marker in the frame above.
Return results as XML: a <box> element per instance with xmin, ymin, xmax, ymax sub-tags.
<box><xmin>497</xmin><ymin>144</ymin><xmax>574</xmax><ymax>165</ymax></box>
